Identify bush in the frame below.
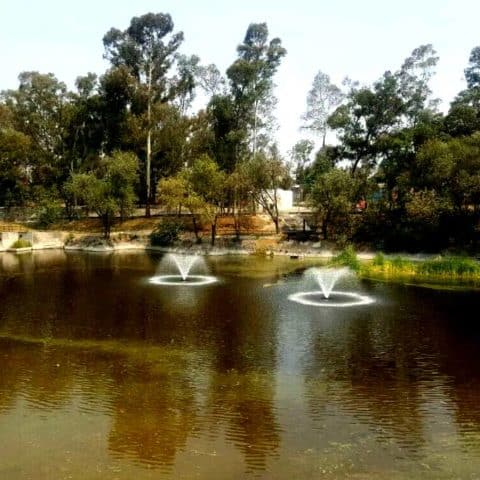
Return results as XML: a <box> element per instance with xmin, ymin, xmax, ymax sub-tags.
<box><xmin>150</xmin><ymin>219</ymin><xmax>185</xmax><ymax>247</ymax></box>
<box><xmin>331</xmin><ymin>245</ymin><xmax>360</xmax><ymax>271</ymax></box>
<box><xmin>11</xmin><ymin>238</ymin><xmax>32</xmax><ymax>249</ymax></box>
<box><xmin>390</xmin><ymin>256</ymin><xmax>413</xmax><ymax>269</ymax></box>
<box><xmin>372</xmin><ymin>252</ymin><xmax>386</xmax><ymax>266</ymax></box>
<box><xmin>38</xmin><ymin>199</ymin><xmax>63</xmax><ymax>228</ymax></box>
<box><xmin>65</xmin><ymin>233</ymin><xmax>75</xmax><ymax>245</ymax></box>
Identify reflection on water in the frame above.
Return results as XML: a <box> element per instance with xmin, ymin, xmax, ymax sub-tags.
<box><xmin>1</xmin><ymin>251</ymin><xmax>480</xmax><ymax>479</ymax></box>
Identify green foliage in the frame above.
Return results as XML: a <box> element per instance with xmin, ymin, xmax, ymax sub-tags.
<box><xmin>390</xmin><ymin>256</ymin><xmax>413</xmax><ymax>269</ymax></box>
<box><xmin>0</xmin><ymin>123</ymin><xmax>31</xmax><ymax>206</ymax></box>
<box><xmin>10</xmin><ymin>239</ymin><xmax>32</xmax><ymax>249</ymax></box>
<box><xmin>3</xmin><ymin>18</ymin><xmax>480</xmax><ymax>254</ymax></box>
<box><xmin>331</xmin><ymin>245</ymin><xmax>360</xmax><ymax>272</ymax></box>
<box><xmin>226</xmin><ymin>23</ymin><xmax>286</xmax><ymax>155</ymax></box>
<box><xmin>288</xmin><ymin>139</ymin><xmax>314</xmax><ymax>186</ymax></box>
<box><xmin>238</xmin><ymin>149</ymin><xmax>289</xmax><ymax>233</ymax></box>
<box><xmin>362</xmin><ymin>255</ymin><xmax>480</xmax><ymax>284</ymax></box>
<box><xmin>150</xmin><ymin>219</ymin><xmax>185</xmax><ymax>246</ymax></box>
<box><xmin>302</xmin><ymin>71</ymin><xmax>343</xmax><ymax>146</ymax></box>
<box><xmin>65</xmin><ymin>151</ymin><xmax>139</xmax><ymax>238</ymax></box>
<box><xmin>418</xmin><ymin>256</ymin><xmax>480</xmax><ymax>276</ymax></box>
<box><xmin>309</xmin><ymin>168</ymin><xmax>357</xmax><ymax>240</ymax></box>
<box><xmin>37</xmin><ymin>199</ymin><xmax>63</xmax><ymax>228</ymax></box>
<box><xmin>372</xmin><ymin>252</ymin><xmax>386</xmax><ymax>266</ymax></box>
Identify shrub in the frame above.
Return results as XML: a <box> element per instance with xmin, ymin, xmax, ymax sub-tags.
<box><xmin>65</xmin><ymin>233</ymin><xmax>75</xmax><ymax>245</ymax></box>
<box><xmin>390</xmin><ymin>256</ymin><xmax>413</xmax><ymax>269</ymax></box>
<box><xmin>331</xmin><ymin>245</ymin><xmax>360</xmax><ymax>271</ymax></box>
<box><xmin>372</xmin><ymin>252</ymin><xmax>386</xmax><ymax>266</ymax></box>
<box><xmin>38</xmin><ymin>199</ymin><xmax>63</xmax><ymax>228</ymax></box>
<box><xmin>150</xmin><ymin>219</ymin><xmax>185</xmax><ymax>247</ymax></box>
<box><xmin>11</xmin><ymin>238</ymin><xmax>32</xmax><ymax>249</ymax></box>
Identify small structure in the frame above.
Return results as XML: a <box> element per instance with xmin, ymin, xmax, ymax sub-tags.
<box><xmin>257</xmin><ymin>189</ymin><xmax>294</xmax><ymax>213</ymax></box>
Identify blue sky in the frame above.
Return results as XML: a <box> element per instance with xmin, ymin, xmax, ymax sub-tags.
<box><xmin>1</xmin><ymin>0</ymin><xmax>480</xmax><ymax>154</ymax></box>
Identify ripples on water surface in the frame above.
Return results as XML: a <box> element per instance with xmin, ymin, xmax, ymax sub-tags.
<box><xmin>1</xmin><ymin>250</ymin><xmax>480</xmax><ymax>479</ymax></box>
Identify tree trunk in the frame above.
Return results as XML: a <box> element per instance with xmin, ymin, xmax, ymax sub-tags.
<box><xmin>192</xmin><ymin>215</ymin><xmax>201</xmax><ymax>243</ymax></box>
<box><xmin>274</xmin><ymin>217</ymin><xmax>279</xmax><ymax>234</ymax></box>
<box><xmin>322</xmin><ymin>220</ymin><xmax>328</xmax><ymax>240</ymax></box>
<box><xmin>145</xmin><ymin>61</ymin><xmax>153</xmax><ymax>218</ymax></box>
<box><xmin>145</xmin><ymin>127</ymin><xmax>152</xmax><ymax>217</ymax></box>
<box><xmin>103</xmin><ymin>214</ymin><xmax>112</xmax><ymax>239</ymax></box>
<box><xmin>211</xmin><ymin>221</ymin><xmax>216</xmax><ymax>246</ymax></box>
<box><xmin>253</xmin><ymin>99</ymin><xmax>258</xmax><ymax>156</ymax></box>
<box><xmin>233</xmin><ymin>191</ymin><xmax>240</xmax><ymax>240</ymax></box>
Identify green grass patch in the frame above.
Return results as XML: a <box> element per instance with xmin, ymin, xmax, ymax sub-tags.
<box><xmin>361</xmin><ymin>254</ymin><xmax>480</xmax><ymax>285</ymax></box>
<box><xmin>418</xmin><ymin>256</ymin><xmax>480</xmax><ymax>276</ymax></box>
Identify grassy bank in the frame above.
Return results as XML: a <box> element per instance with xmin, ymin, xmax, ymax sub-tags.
<box><xmin>331</xmin><ymin>248</ymin><xmax>480</xmax><ymax>287</ymax></box>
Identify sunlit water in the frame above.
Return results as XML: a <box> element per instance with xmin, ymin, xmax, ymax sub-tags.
<box><xmin>1</xmin><ymin>250</ymin><xmax>480</xmax><ymax>479</ymax></box>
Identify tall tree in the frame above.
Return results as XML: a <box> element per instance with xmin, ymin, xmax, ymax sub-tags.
<box><xmin>288</xmin><ymin>139</ymin><xmax>314</xmax><ymax>186</ymax></box>
<box><xmin>465</xmin><ymin>46</ymin><xmax>480</xmax><ymax>90</ymax></box>
<box><xmin>197</xmin><ymin>63</ymin><xmax>226</xmax><ymax>97</ymax></box>
<box><xmin>328</xmin><ymin>44</ymin><xmax>439</xmax><ymax>176</ymax></box>
<box><xmin>2</xmin><ymin>71</ymin><xmax>69</xmax><ymax>191</ymax></box>
<box><xmin>447</xmin><ymin>46</ymin><xmax>480</xmax><ymax>136</ymax></box>
<box><xmin>302</xmin><ymin>71</ymin><xmax>343</xmax><ymax>146</ymax></box>
<box><xmin>226</xmin><ymin>23</ymin><xmax>286</xmax><ymax>156</ymax></box>
<box><xmin>0</xmin><ymin>105</ymin><xmax>31</xmax><ymax>206</ymax></box>
<box><xmin>103</xmin><ymin>13</ymin><xmax>184</xmax><ymax>216</ymax></box>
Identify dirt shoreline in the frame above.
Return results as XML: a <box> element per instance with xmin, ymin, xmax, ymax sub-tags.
<box><xmin>0</xmin><ymin>228</ymin><xmax>442</xmax><ymax>262</ymax></box>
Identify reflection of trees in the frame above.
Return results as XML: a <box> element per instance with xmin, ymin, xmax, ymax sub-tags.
<box><xmin>0</xmin><ymin>339</ymin><xmax>24</xmax><ymax>413</ymax></box>
<box><xmin>108</xmin><ymin>362</ymin><xmax>199</xmax><ymax>467</ymax></box>
<box><xmin>0</xmin><ymin>341</ymin><xmax>75</xmax><ymax>412</ymax></box>
<box><xmin>0</xmin><ymin>338</ymin><xmax>202</xmax><ymax>468</ymax></box>
<box><xmin>428</xmin><ymin>295</ymin><xmax>480</xmax><ymax>443</ymax></box>
<box><xmin>206</xmin><ymin>370</ymin><xmax>281</xmax><ymax>471</ymax></box>
<box><xmin>299</xmin><ymin>286</ymin><xmax>480</xmax><ymax>458</ymax></box>
<box><xmin>302</xmin><ymin>304</ymin><xmax>429</xmax><ymax>452</ymax></box>
<box><xmin>204</xmin><ymin>278</ymin><xmax>281</xmax><ymax>471</ymax></box>
<box><xmin>0</xmin><ymin>254</ymin><xmax>283</xmax><ymax>472</ymax></box>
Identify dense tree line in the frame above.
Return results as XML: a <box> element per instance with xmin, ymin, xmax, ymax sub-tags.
<box><xmin>1</xmin><ymin>11</ymin><xmax>480</xmax><ymax>251</ymax></box>
<box><xmin>294</xmin><ymin>45</ymin><xmax>480</xmax><ymax>251</ymax></box>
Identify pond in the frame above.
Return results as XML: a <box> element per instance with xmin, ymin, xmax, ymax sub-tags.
<box><xmin>1</xmin><ymin>250</ymin><xmax>480</xmax><ymax>479</ymax></box>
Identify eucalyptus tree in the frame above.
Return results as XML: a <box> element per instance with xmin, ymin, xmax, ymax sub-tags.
<box><xmin>302</xmin><ymin>71</ymin><xmax>343</xmax><ymax>147</ymax></box>
<box><xmin>98</xmin><ymin>66</ymin><xmax>136</xmax><ymax>153</ymax></box>
<box><xmin>0</xmin><ymin>104</ymin><xmax>31</xmax><ymax>206</ymax></box>
<box><xmin>226</xmin><ymin>23</ymin><xmax>286</xmax><ymax>156</ymax></box>
<box><xmin>207</xmin><ymin>94</ymin><xmax>247</xmax><ymax>172</ymax></box>
<box><xmin>2</xmin><ymin>71</ymin><xmax>70</xmax><ymax>191</ymax></box>
<box><xmin>197</xmin><ymin>63</ymin><xmax>226</xmax><ymax>97</ymax></box>
<box><xmin>446</xmin><ymin>46</ymin><xmax>480</xmax><ymax>136</ymax></box>
<box><xmin>328</xmin><ymin>44</ymin><xmax>440</xmax><ymax>177</ymax></box>
<box><xmin>65</xmin><ymin>73</ymin><xmax>104</xmax><ymax>174</ymax></box>
<box><xmin>464</xmin><ymin>46</ymin><xmax>480</xmax><ymax>90</ymax></box>
<box><xmin>239</xmin><ymin>147</ymin><xmax>290</xmax><ymax>234</ymax></box>
<box><xmin>328</xmin><ymin>71</ymin><xmax>405</xmax><ymax>175</ymax></box>
<box><xmin>396</xmin><ymin>44</ymin><xmax>440</xmax><ymax>124</ymax></box>
<box><xmin>288</xmin><ymin>139</ymin><xmax>314</xmax><ymax>186</ymax></box>
<box><xmin>173</xmin><ymin>54</ymin><xmax>201</xmax><ymax>114</ymax></box>
<box><xmin>103</xmin><ymin>12</ymin><xmax>184</xmax><ymax>216</ymax></box>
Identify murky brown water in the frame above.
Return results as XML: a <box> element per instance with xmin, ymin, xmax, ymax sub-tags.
<box><xmin>1</xmin><ymin>250</ymin><xmax>480</xmax><ymax>479</ymax></box>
